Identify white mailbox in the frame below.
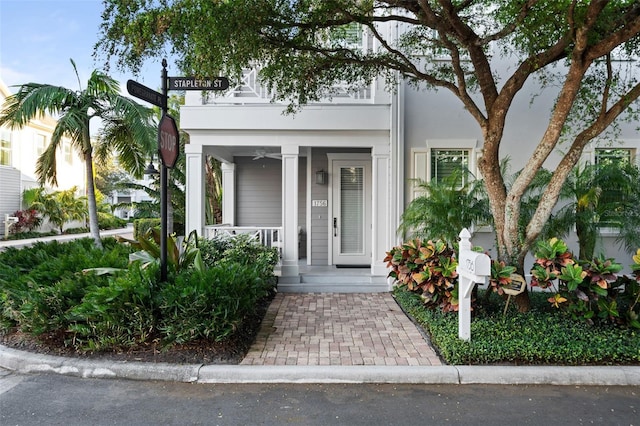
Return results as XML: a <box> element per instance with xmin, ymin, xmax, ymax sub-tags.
<box><xmin>456</xmin><ymin>228</ymin><xmax>491</xmax><ymax>341</ymax></box>
<box><xmin>4</xmin><ymin>214</ymin><xmax>19</xmax><ymax>240</ymax></box>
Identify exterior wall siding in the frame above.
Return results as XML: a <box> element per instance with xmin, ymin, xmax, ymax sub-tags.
<box><xmin>236</xmin><ymin>156</ymin><xmax>282</xmax><ymax>227</ymax></box>
<box><xmin>234</xmin><ymin>156</ymin><xmax>307</xmax><ymax>259</ymax></box>
<box><xmin>0</xmin><ymin>166</ymin><xmax>21</xmax><ymax>237</ymax></box>
<box><xmin>401</xmin><ymin>64</ymin><xmax>640</xmax><ymax>272</ymax></box>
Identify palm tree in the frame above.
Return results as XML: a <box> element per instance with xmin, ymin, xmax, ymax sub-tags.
<box><xmin>0</xmin><ymin>59</ymin><xmax>156</xmax><ymax>248</ymax></box>
<box><xmin>550</xmin><ymin>161</ymin><xmax>640</xmax><ymax>260</ymax></box>
<box><xmin>398</xmin><ymin>168</ymin><xmax>490</xmax><ymax>246</ymax></box>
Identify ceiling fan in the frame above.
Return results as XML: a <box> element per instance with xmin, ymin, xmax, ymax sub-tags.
<box><xmin>252</xmin><ymin>149</ymin><xmax>282</xmax><ymax>160</ymax></box>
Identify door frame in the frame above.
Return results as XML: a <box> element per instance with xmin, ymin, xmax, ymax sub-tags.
<box><xmin>327</xmin><ymin>153</ymin><xmax>372</xmax><ymax>266</ymax></box>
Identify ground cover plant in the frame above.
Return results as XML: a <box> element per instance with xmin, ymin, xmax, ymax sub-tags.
<box><xmin>0</xmin><ymin>235</ymin><xmax>278</xmax><ymax>363</ymax></box>
<box><xmin>386</xmin><ymin>234</ymin><xmax>640</xmax><ymax>365</ymax></box>
<box><xmin>394</xmin><ymin>288</ymin><xmax>640</xmax><ymax>365</ymax></box>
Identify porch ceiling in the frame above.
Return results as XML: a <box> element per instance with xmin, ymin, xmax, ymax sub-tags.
<box><xmin>203</xmin><ymin>146</ymin><xmax>307</xmax><ymax>164</ymax></box>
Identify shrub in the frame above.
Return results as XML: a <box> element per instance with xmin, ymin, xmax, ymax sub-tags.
<box><xmin>0</xmin><ymin>238</ymin><xmax>131</xmax><ymax>336</ymax></box>
<box><xmin>67</xmin><ymin>263</ymin><xmax>157</xmax><ymax>351</ymax></box>
<box><xmin>64</xmin><ymin>227</ymin><xmax>89</xmax><ymax>234</ymax></box>
<box><xmin>158</xmin><ymin>263</ymin><xmax>269</xmax><ymax>345</ymax></box>
<box><xmin>133</xmin><ymin>218</ymin><xmax>161</xmax><ymax>240</ymax></box>
<box><xmin>9</xmin><ymin>209</ymin><xmax>42</xmax><ymax>234</ymax></box>
<box><xmin>4</xmin><ymin>230</ymin><xmax>57</xmax><ymax>241</ymax></box>
<box><xmin>384</xmin><ymin>238</ymin><xmax>459</xmax><ymax>311</ymax></box>
<box><xmin>530</xmin><ymin>237</ymin><xmax>639</xmax><ymax>328</ymax></box>
<box><xmin>199</xmin><ymin>233</ymin><xmax>279</xmax><ymax>287</ymax></box>
<box><xmin>98</xmin><ymin>212</ymin><xmax>127</xmax><ymax>230</ymax></box>
<box><xmin>118</xmin><ymin>229</ymin><xmax>204</xmax><ymax>274</ymax></box>
<box><xmin>0</xmin><ymin>233</ymin><xmax>279</xmax><ymax>353</ymax></box>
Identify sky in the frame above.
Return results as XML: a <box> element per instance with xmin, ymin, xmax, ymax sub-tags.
<box><xmin>0</xmin><ymin>0</ymin><xmax>163</xmax><ymax>96</ymax></box>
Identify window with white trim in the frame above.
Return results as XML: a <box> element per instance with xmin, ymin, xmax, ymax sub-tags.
<box><xmin>35</xmin><ymin>134</ymin><xmax>47</xmax><ymax>156</ymax></box>
<box><xmin>0</xmin><ymin>129</ymin><xmax>11</xmax><ymax>166</ymax></box>
<box><xmin>63</xmin><ymin>141</ymin><xmax>73</xmax><ymax>164</ymax></box>
<box><xmin>594</xmin><ymin>148</ymin><xmax>633</xmax><ymax>167</ymax></box>
<box><xmin>410</xmin><ymin>140</ymin><xmax>478</xmax><ymax>201</ymax></box>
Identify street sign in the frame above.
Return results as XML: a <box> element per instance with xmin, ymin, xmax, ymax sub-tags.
<box><xmin>158</xmin><ymin>114</ymin><xmax>179</xmax><ymax>168</ymax></box>
<box><xmin>168</xmin><ymin>76</ymin><xmax>229</xmax><ymax>91</ymax></box>
<box><xmin>127</xmin><ymin>79</ymin><xmax>167</xmax><ymax>108</ymax></box>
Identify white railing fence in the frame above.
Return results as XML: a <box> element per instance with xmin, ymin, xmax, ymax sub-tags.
<box><xmin>203</xmin><ymin>225</ymin><xmax>283</xmax><ymax>253</ymax></box>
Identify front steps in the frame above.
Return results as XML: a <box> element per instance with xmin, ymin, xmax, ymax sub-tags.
<box><xmin>277</xmin><ymin>272</ymin><xmax>390</xmax><ymax>293</ymax></box>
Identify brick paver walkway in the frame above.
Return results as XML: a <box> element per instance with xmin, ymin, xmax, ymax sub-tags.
<box><xmin>241</xmin><ymin>293</ymin><xmax>442</xmax><ymax>366</ymax></box>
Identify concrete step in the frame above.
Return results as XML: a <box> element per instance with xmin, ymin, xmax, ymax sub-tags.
<box><xmin>277</xmin><ymin>281</ymin><xmax>390</xmax><ymax>293</ymax></box>
<box><xmin>277</xmin><ymin>274</ymin><xmax>389</xmax><ymax>293</ymax></box>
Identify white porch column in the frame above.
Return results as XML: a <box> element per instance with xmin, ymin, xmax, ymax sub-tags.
<box><xmin>372</xmin><ymin>145</ymin><xmax>391</xmax><ymax>277</ymax></box>
<box><xmin>280</xmin><ymin>145</ymin><xmax>299</xmax><ymax>280</ymax></box>
<box><xmin>185</xmin><ymin>144</ymin><xmax>205</xmax><ymax>236</ymax></box>
<box><xmin>221</xmin><ymin>162</ymin><xmax>236</xmax><ymax>225</ymax></box>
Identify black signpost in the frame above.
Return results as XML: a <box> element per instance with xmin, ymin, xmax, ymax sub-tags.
<box><xmin>128</xmin><ymin>60</ymin><xmax>229</xmax><ymax>282</ymax></box>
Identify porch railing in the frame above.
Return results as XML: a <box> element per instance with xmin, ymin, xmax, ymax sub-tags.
<box><xmin>203</xmin><ymin>225</ymin><xmax>283</xmax><ymax>252</ymax></box>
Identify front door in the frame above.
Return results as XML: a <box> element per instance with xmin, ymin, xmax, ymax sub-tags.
<box><xmin>330</xmin><ymin>157</ymin><xmax>372</xmax><ymax>266</ymax></box>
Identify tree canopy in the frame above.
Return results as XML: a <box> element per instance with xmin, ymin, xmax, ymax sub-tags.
<box><xmin>96</xmin><ymin>1</ymin><xmax>640</xmax><ymax>273</ymax></box>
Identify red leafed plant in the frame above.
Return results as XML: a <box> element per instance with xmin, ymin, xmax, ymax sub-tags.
<box><xmin>9</xmin><ymin>209</ymin><xmax>42</xmax><ymax>234</ymax></box>
<box><xmin>384</xmin><ymin>238</ymin><xmax>459</xmax><ymax>311</ymax></box>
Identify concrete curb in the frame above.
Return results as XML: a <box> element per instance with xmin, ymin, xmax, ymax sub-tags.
<box><xmin>2</xmin><ymin>344</ymin><xmax>639</xmax><ymax>385</ymax></box>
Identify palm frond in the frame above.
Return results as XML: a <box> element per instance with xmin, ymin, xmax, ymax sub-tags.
<box><xmin>0</xmin><ymin>83</ymin><xmax>76</xmax><ymax>128</ymax></box>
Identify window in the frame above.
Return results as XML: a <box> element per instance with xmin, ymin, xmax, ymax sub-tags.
<box><xmin>593</xmin><ymin>148</ymin><xmax>636</xmax><ymax>231</ymax></box>
<box><xmin>0</xmin><ymin>129</ymin><xmax>11</xmax><ymax>166</ymax></box>
<box><xmin>595</xmin><ymin>148</ymin><xmax>633</xmax><ymax>167</ymax></box>
<box><xmin>410</xmin><ymin>140</ymin><xmax>478</xmax><ymax>201</ymax></box>
<box><xmin>64</xmin><ymin>142</ymin><xmax>73</xmax><ymax>164</ymax></box>
<box><xmin>430</xmin><ymin>149</ymin><xmax>469</xmax><ymax>185</ymax></box>
<box><xmin>35</xmin><ymin>134</ymin><xmax>47</xmax><ymax>156</ymax></box>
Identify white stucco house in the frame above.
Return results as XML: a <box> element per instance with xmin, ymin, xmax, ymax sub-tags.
<box><xmin>0</xmin><ymin>78</ymin><xmax>86</xmax><ymax>238</ymax></box>
<box><xmin>179</xmin><ymin>27</ymin><xmax>640</xmax><ymax>292</ymax></box>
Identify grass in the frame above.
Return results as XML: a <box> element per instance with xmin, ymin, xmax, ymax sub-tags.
<box><xmin>394</xmin><ymin>288</ymin><xmax>640</xmax><ymax>365</ymax></box>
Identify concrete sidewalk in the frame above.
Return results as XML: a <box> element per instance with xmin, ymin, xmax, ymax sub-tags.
<box><xmin>0</xmin><ymin>227</ymin><xmax>134</xmax><ymax>250</ymax></box>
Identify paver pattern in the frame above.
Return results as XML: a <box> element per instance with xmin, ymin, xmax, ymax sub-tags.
<box><xmin>241</xmin><ymin>293</ymin><xmax>442</xmax><ymax>366</ymax></box>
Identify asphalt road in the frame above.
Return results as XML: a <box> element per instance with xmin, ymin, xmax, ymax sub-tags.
<box><xmin>1</xmin><ymin>368</ymin><xmax>638</xmax><ymax>425</ymax></box>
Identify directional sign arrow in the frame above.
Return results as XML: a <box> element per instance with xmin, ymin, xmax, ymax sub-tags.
<box><xmin>127</xmin><ymin>80</ymin><xmax>167</xmax><ymax>108</ymax></box>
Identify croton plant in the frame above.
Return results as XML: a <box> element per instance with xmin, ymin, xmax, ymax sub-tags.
<box><xmin>384</xmin><ymin>238</ymin><xmax>459</xmax><ymax>312</ymax></box>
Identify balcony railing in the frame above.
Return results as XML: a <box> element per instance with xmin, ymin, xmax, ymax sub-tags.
<box><xmin>201</xmin><ymin>67</ymin><xmax>374</xmax><ymax>105</ymax></box>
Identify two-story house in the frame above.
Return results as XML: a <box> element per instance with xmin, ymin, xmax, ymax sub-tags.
<box><xmin>178</xmin><ymin>26</ymin><xmax>640</xmax><ymax>292</ymax></box>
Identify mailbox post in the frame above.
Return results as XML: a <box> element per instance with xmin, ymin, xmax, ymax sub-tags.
<box><xmin>456</xmin><ymin>228</ymin><xmax>491</xmax><ymax>341</ymax></box>
<box><xmin>4</xmin><ymin>214</ymin><xmax>18</xmax><ymax>240</ymax></box>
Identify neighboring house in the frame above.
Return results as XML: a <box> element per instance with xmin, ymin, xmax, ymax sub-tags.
<box><xmin>0</xmin><ymin>78</ymin><xmax>86</xmax><ymax>237</ymax></box>
<box><xmin>110</xmin><ymin>184</ymin><xmax>154</xmax><ymax>220</ymax></box>
<box><xmin>179</xmin><ymin>31</ymin><xmax>639</xmax><ymax>292</ymax></box>
<box><xmin>107</xmin><ymin>158</ymin><xmax>155</xmax><ymax>220</ymax></box>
